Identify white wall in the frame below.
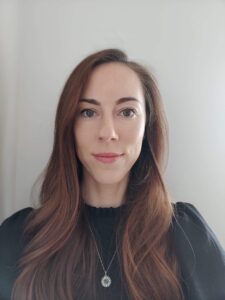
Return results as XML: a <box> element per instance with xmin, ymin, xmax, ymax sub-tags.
<box><xmin>0</xmin><ymin>0</ymin><xmax>225</xmax><ymax>246</ymax></box>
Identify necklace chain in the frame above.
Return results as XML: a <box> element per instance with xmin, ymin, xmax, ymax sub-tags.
<box><xmin>86</xmin><ymin>218</ymin><xmax>118</xmax><ymax>287</ymax></box>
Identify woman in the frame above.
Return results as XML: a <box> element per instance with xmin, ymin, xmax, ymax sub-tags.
<box><xmin>0</xmin><ymin>48</ymin><xmax>225</xmax><ymax>300</ymax></box>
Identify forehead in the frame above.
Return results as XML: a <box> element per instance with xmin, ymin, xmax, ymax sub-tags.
<box><xmin>81</xmin><ymin>62</ymin><xmax>144</xmax><ymax>101</ymax></box>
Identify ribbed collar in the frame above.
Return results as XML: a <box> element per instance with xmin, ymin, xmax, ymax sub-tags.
<box><xmin>84</xmin><ymin>202</ymin><xmax>127</xmax><ymax>218</ymax></box>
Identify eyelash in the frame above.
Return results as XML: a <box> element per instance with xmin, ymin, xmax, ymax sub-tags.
<box><xmin>79</xmin><ymin>108</ymin><xmax>137</xmax><ymax>119</ymax></box>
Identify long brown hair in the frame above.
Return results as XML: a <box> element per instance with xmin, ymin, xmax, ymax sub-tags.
<box><xmin>12</xmin><ymin>48</ymin><xmax>184</xmax><ymax>300</ymax></box>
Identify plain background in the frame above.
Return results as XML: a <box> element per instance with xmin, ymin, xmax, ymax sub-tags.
<box><xmin>0</xmin><ymin>0</ymin><xmax>225</xmax><ymax>247</ymax></box>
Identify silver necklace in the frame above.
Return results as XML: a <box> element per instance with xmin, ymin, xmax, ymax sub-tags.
<box><xmin>86</xmin><ymin>218</ymin><xmax>118</xmax><ymax>288</ymax></box>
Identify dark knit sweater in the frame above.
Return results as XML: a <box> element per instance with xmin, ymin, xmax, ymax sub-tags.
<box><xmin>1</xmin><ymin>202</ymin><xmax>225</xmax><ymax>300</ymax></box>
<box><xmin>83</xmin><ymin>202</ymin><xmax>128</xmax><ymax>300</ymax></box>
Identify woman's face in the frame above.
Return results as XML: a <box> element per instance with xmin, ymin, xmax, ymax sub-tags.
<box><xmin>74</xmin><ymin>62</ymin><xmax>146</xmax><ymax>185</ymax></box>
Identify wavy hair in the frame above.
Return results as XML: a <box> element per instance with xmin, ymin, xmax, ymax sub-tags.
<box><xmin>12</xmin><ymin>48</ymin><xmax>184</xmax><ymax>300</ymax></box>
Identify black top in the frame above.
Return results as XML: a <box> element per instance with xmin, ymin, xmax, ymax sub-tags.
<box><xmin>0</xmin><ymin>202</ymin><xmax>225</xmax><ymax>300</ymax></box>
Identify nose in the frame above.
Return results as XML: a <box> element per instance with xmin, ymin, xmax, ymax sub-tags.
<box><xmin>98</xmin><ymin>117</ymin><xmax>119</xmax><ymax>141</ymax></box>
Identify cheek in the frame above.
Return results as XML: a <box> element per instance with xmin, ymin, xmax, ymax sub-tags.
<box><xmin>74</xmin><ymin>122</ymin><xmax>91</xmax><ymax>146</ymax></box>
<box><xmin>74</xmin><ymin>127</ymin><xmax>87</xmax><ymax>159</ymax></box>
<box><xmin>122</xmin><ymin>121</ymin><xmax>145</xmax><ymax>142</ymax></box>
<box><xmin>123</xmin><ymin>127</ymin><xmax>145</xmax><ymax>160</ymax></box>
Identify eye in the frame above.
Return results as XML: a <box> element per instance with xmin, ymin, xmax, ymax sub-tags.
<box><xmin>79</xmin><ymin>109</ymin><xmax>96</xmax><ymax>118</ymax></box>
<box><xmin>120</xmin><ymin>108</ymin><xmax>137</xmax><ymax>118</ymax></box>
<box><xmin>79</xmin><ymin>108</ymin><xmax>137</xmax><ymax>119</ymax></box>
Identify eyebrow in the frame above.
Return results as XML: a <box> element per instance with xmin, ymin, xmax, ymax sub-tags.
<box><xmin>79</xmin><ymin>97</ymin><xmax>140</xmax><ymax>106</ymax></box>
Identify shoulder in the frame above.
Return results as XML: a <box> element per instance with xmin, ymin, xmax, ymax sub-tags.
<box><xmin>0</xmin><ymin>207</ymin><xmax>34</xmax><ymax>261</ymax></box>
<box><xmin>0</xmin><ymin>207</ymin><xmax>34</xmax><ymax>234</ymax></box>
<box><xmin>0</xmin><ymin>207</ymin><xmax>34</xmax><ymax>299</ymax></box>
<box><xmin>172</xmin><ymin>201</ymin><xmax>224</xmax><ymax>247</ymax></box>
<box><xmin>172</xmin><ymin>202</ymin><xmax>225</xmax><ymax>299</ymax></box>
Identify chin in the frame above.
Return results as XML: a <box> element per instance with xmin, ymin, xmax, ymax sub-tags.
<box><xmin>92</xmin><ymin>173</ymin><xmax>128</xmax><ymax>185</ymax></box>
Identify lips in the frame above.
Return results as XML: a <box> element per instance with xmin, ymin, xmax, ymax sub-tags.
<box><xmin>93</xmin><ymin>153</ymin><xmax>123</xmax><ymax>158</ymax></box>
<box><xmin>93</xmin><ymin>154</ymin><xmax>123</xmax><ymax>164</ymax></box>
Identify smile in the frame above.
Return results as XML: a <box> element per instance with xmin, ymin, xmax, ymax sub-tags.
<box><xmin>93</xmin><ymin>154</ymin><xmax>123</xmax><ymax>164</ymax></box>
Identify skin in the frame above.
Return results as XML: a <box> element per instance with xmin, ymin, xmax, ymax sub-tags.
<box><xmin>74</xmin><ymin>62</ymin><xmax>146</xmax><ymax>207</ymax></box>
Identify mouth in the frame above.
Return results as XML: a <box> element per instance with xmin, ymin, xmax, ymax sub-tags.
<box><xmin>92</xmin><ymin>153</ymin><xmax>124</xmax><ymax>164</ymax></box>
<box><xmin>93</xmin><ymin>153</ymin><xmax>124</xmax><ymax>158</ymax></box>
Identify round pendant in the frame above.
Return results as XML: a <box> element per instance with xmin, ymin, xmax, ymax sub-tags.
<box><xmin>101</xmin><ymin>274</ymin><xmax>111</xmax><ymax>287</ymax></box>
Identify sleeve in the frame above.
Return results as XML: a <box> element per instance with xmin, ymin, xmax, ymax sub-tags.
<box><xmin>0</xmin><ymin>207</ymin><xmax>34</xmax><ymax>261</ymax></box>
<box><xmin>0</xmin><ymin>207</ymin><xmax>33</xmax><ymax>300</ymax></box>
<box><xmin>172</xmin><ymin>202</ymin><xmax>225</xmax><ymax>300</ymax></box>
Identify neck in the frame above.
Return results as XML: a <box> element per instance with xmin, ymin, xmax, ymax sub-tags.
<box><xmin>81</xmin><ymin>175</ymin><xmax>129</xmax><ymax>208</ymax></box>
